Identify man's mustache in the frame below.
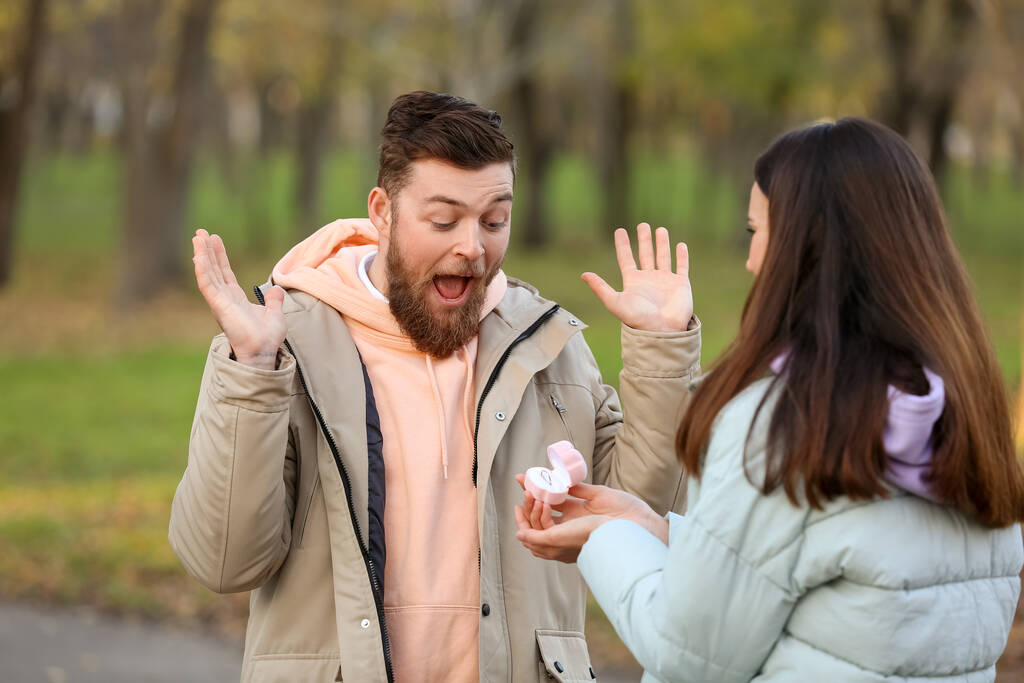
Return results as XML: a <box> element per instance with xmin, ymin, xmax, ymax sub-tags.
<box><xmin>430</xmin><ymin>260</ymin><xmax>486</xmax><ymax>279</ymax></box>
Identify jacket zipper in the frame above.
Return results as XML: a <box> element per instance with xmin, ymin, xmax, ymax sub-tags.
<box><xmin>472</xmin><ymin>304</ymin><xmax>561</xmax><ymax>486</ymax></box>
<box><xmin>255</xmin><ymin>285</ymin><xmax>394</xmax><ymax>683</ymax></box>
<box><xmin>550</xmin><ymin>394</ymin><xmax>575</xmax><ymax>444</ymax></box>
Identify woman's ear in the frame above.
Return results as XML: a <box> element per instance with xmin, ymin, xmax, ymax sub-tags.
<box><xmin>367</xmin><ymin>187</ymin><xmax>392</xmax><ymax>241</ymax></box>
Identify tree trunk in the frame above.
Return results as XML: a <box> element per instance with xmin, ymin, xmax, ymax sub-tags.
<box><xmin>925</xmin><ymin>0</ymin><xmax>976</xmax><ymax>189</ymax></box>
<box><xmin>877</xmin><ymin>0</ymin><xmax>977</xmax><ymax>189</ymax></box>
<box><xmin>0</xmin><ymin>0</ymin><xmax>48</xmax><ymax>289</ymax></box>
<box><xmin>597</xmin><ymin>0</ymin><xmax>635</xmax><ymax>234</ymax></box>
<box><xmin>118</xmin><ymin>0</ymin><xmax>219</xmax><ymax>307</ymax></box>
<box><xmin>506</xmin><ymin>0</ymin><xmax>553</xmax><ymax>248</ymax></box>
<box><xmin>877</xmin><ymin>0</ymin><xmax>923</xmax><ymax>135</ymax></box>
<box><xmin>293</xmin><ymin>36</ymin><xmax>343</xmax><ymax>238</ymax></box>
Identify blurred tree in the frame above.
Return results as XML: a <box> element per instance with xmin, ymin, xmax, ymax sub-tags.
<box><xmin>596</xmin><ymin>0</ymin><xmax>635</xmax><ymax>235</ymax></box>
<box><xmin>0</xmin><ymin>0</ymin><xmax>49</xmax><ymax>289</ymax></box>
<box><xmin>505</xmin><ymin>0</ymin><xmax>557</xmax><ymax>248</ymax></box>
<box><xmin>118</xmin><ymin>0</ymin><xmax>221</xmax><ymax>306</ymax></box>
<box><xmin>293</xmin><ymin>8</ymin><xmax>345</xmax><ymax>237</ymax></box>
<box><xmin>876</xmin><ymin>0</ymin><xmax>980</xmax><ymax>188</ymax></box>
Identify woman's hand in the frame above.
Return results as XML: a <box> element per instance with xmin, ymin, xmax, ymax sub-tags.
<box><xmin>582</xmin><ymin>223</ymin><xmax>693</xmax><ymax>333</ymax></box>
<box><xmin>513</xmin><ymin>478</ymin><xmax>669</xmax><ymax>563</ymax></box>
<box><xmin>514</xmin><ymin>512</ymin><xmax>612</xmax><ymax>563</ymax></box>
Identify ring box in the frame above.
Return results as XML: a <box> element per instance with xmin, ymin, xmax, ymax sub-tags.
<box><xmin>524</xmin><ymin>440</ymin><xmax>587</xmax><ymax>505</ymax></box>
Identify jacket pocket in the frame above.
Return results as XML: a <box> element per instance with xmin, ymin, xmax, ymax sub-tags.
<box><xmin>294</xmin><ymin>475</ymin><xmax>322</xmax><ymax>548</ymax></box>
<box><xmin>549</xmin><ymin>394</ymin><xmax>576</xmax><ymax>444</ymax></box>
<box><xmin>535</xmin><ymin>630</ymin><xmax>595</xmax><ymax>682</ymax></box>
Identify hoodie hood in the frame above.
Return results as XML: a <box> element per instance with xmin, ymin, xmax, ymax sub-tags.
<box><xmin>882</xmin><ymin>366</ymin><xmax>945</xmax><ymax>503</ymax></box>
<box><xmin>271</xmin><ymin>218</ymin><xmax>507</xmax><ymax>349</ymax></box>
<box><xmin>771</xmin><ymin>354</ymin><xmax>945</xmax><ymax>502</ymax></box>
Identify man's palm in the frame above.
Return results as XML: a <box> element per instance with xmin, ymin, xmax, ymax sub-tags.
<box><xmin>193</xmin><ymin>229</ymin><xmax>286</xmax><ymax>368</ymax></box>
<box><xmin>582</xmin><ymin>223</ymin><xmax>693</xmax><ymax>332</ymax></box>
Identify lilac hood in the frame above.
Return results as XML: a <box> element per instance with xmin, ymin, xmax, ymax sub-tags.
<box><xmin>771</xmin><ymin>356</ymin><xmax>945</xmax><ymax>502</ymax></box>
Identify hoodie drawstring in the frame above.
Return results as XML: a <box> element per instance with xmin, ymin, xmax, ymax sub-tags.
<box><xmin>425</xmin><ymin>347</ymin><xmax>478</xmax><ymax>481</ymax></box>
<box><xmin>424</xmin><ymin>355</ymin><xmax>449</xmax><ymax>479</ymax></box>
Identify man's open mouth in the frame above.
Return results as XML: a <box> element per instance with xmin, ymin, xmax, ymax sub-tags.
<box><xmin>432</xmin><ymin>274</ymin><xmax>473</xmax><ymax>305</ymax></box>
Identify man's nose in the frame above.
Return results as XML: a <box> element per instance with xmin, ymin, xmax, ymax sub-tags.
<box><xmin>453</xmin><ymin>222</ymin><xmax>485</xmax><ymax>261</ymax></box>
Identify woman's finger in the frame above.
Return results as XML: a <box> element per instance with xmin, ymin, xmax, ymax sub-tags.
<box><xmin>529</xmin><ymin>494</ymin><xmax>544</xmax><ymax>529</ymax></box>
<box><xmin>551</xmin><ymin>496</ymin><xmax>587</xmax><ymax>520</ymax></box>
<box><xmin>566</xmin><ymin>483</ymin><xmax>602</xmax><ymax>500</ymax></box>
<box><xmin>522</xmin><ymin>491</ymin><xmax>535</xmax><ymax>521</ymax></box>
<box><xmin>656</xmin><ymin>227</ymin><xmax>672</xmax><ymax>270</ymax></box>
<box><xmin>514</xmin><ymin>505</ymin><xmax>531</xmax><ymax>533</ymax></box>
<box><xmin>636</xmin><ymin>222</ymin><xmax>654</xmax><ymax>270</ymax></box>
<box><xmin>540</xmin><ymin>503</ymin><xmax>556</xmax><ymax>529</ymax></box>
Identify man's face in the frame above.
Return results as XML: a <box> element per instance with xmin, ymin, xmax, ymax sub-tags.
<box><xmin>377</xmin><ymin>159</ymin><xmax>513</xmax><ymax>357</ymax></box>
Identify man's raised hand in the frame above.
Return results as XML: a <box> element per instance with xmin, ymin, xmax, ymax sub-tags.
<box><xmin>581</xmin><ymin>223</ymin><xmax>693</xmax><ymax>332</ymax></box>
<box><xmin>192</xmin><ymin>229</ymin><xmax>287</xmax><ymax>369</ymax></box>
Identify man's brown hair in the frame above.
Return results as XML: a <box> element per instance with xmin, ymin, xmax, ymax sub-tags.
<box><xmin>377</xmin><ymin>91</ymin><xmax>515</xmax><ymax>197</ymax></box>
<box><xmin>676</xmin><ymin>117</ymin><xmax>1024</xmax><ymax>528</ymax></box>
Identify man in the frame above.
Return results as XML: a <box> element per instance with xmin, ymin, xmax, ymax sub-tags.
<box><xmin>170</xmin><ymin>91</ymin><xmax>700</xmax><ymax>682</ymax></box>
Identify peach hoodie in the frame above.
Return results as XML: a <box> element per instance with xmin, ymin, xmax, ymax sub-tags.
<box><xmin>272</xmin><ymin>219</ymin><xmax>507</xmax><ymax>683</ymax></box>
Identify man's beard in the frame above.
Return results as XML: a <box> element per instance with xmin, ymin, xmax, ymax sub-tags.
<box><xmin>385</xmin><ymin>230</ymin><xmax>500</xmax><ymax>359</ymax></box>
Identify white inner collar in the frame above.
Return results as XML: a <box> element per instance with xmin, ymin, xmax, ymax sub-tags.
<box><xmin>358</xmin><ymin>250</ymin><xmax>389</xmax><ymax>303</ymax></box>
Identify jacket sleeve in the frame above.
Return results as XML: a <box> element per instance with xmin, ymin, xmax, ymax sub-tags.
<box><xmin>169</xmin><ymin>335</ymin><xmax>298</xmax><ymax>594</ymax></box>
<box><xmin>590</xmin><ymin>320</ymin><xmax>701</xmax><ymax>514</ymax></box>
<box><xmin>577</xmin><ymin>428</ymin><xmax>804</xmax><ymax>683</ymax></box>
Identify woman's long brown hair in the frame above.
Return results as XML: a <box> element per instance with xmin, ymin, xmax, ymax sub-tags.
<box><xmin>676</xmin><ymin>117</ymin><xmax>1024</xmax><ymax>528</ymax></box>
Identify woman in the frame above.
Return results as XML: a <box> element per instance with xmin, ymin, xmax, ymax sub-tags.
<box><xmin>515</xmin><ymin>118</ymin><xmax>1024</xmax><ymax>682</ymax></box>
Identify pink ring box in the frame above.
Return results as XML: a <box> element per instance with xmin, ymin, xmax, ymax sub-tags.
<box><xmin>524</xmin><ymin>440</ymin><xmax>587</xmax><ymax>505</ymax></box>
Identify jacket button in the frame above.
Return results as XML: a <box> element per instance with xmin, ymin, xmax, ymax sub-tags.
<box><xmin>568</xmin><ymin>318</ymin><xmax>579</xmax><ymax>326</ymax></box>
<box><xmin>481</xmin><ymin>603</ymin><xmax>490</xmax><ymax>616</ymax></box>
<box><xmin>360</xmin><ymin>618</ymin><xmax>370</xmax><ymax>629</ymax></box>
<box><xmin>495</xmin><ymin>411</ymin><xmax>506</xmax><ymax>421</ymax></box>
<box><xmin>554</xmin><ymin>661</ymin><xmax>564</xmax><ymax>673</ymax></box>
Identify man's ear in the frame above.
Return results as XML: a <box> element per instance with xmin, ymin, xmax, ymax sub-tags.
<box><xmin>368</xmin><ymin>187</ymin><xmax>391</xmax><ymax>240</ymax></box>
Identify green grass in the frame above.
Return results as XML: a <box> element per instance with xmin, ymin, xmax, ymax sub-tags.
<box><xmin>2</xmin><ymin>148</ymin><xmax>1020</xmax><ymax>658</ymax></box>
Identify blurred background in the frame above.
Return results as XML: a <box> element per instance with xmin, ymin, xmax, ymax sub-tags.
<box><xmin>0</xmin><ymin>0</ymin><xmax>1021</xmax><ymax>680</ymax></box>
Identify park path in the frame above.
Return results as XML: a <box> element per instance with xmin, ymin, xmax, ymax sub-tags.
<box><xmin>0</xmin><ymin>600</ymin><xmax>640</xmax><ymax>682</ymax></box>
<box><xmin>0</xmin><ymin>601</ymin><xmax>241</xmax><ymax>682</ymax></box>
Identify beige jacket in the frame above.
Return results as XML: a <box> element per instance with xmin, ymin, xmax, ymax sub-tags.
<box><xmin>169</xmin><ymin>277</ymin><xmax>701</xmax><ymax>682</ymax></box>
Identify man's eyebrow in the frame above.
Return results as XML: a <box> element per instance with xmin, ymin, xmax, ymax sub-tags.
<box><xmin>424</xmin><ymin>193</ymin><xmax>513</xmax><ymax>206</ymax></box>
<box><xmin>425</xmin><ymin>195</ymin><xmax>466</xmax><ymax>207</ymax></box>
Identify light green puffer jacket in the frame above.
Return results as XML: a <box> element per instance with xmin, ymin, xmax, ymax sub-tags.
<box><xmin>578</xmin><ymin>377</ymin><xmax>1023</xmax><ymax>682</ymax></box>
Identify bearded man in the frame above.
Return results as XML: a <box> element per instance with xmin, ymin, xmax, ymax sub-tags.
<box><xmin>169</xmin><ymin>91</ymin><xmax>701</xmax><ymax>682</ymax></box>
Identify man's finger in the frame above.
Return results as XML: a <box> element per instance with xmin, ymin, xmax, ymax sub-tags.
<box><xmin>656</xmin><ymin>227</ymin><xmax>672</xmax><ymax>271</ymax></box>
<box><xmin>613</xmin><ymin>228</ymin><xmax>637</xmax><ymax>273</ymax></box>
<box><xmin>210</xmin><ymin>234</ymin><xmax>240</xmax><ymax>289</ymax></box>
<box><xmin>676</xmin><ymin>242</ymin><xmax>689</xmax><ymax>277</ymax></box>
<box><xmin>264</xmin><ymin>285</ymin><xmax>285</xmax><ymax>318</ymax></box>
<box><xmin>581</xmin><ymin>273</ymin><xmax>618</xmax><ymax>313</ymax></box>
<box><xmin>636</xmin><ymin>222</ymin><xmax>654</xmax><ymax>270</ymax></box>
<box><xmin>193</xmin><ymin>233</ymin><xmax>225</xmax><ymax>290</ymax></box>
